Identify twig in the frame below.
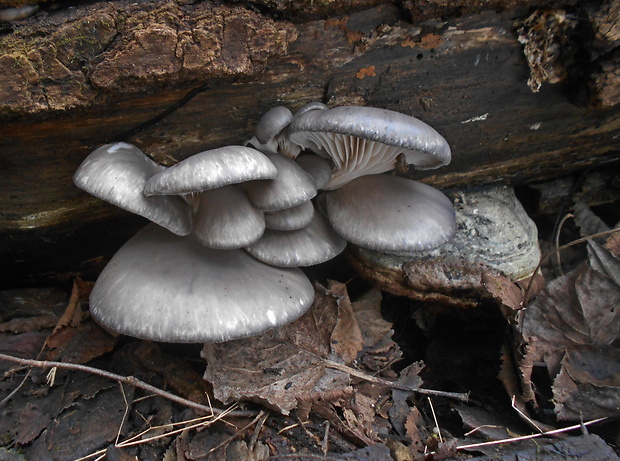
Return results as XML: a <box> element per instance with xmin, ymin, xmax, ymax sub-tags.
<box><xmin>457</xmin><ymin>417</ymin><xmax>608</xmax><ymax>451</ymax></box>
<box><xmin>553</xmin><ymin>213</ymin><xmax>574</xmax><ymax>276</ymax></box>
<box><xmin>203</xmin><ymin>410</ymin><xmax>267</xmax><ymax>455</ymax></box>
<box><xmin>511</xmin><ymin>395</ymin><xmax>544</xmax><ymax>434</ymax></box>
<box><xmin>324</xmin><ymin>360</ymin><xmax>469</xmax><ymax>402</ymax></box>
<box><xmin>427</xmin><ymin>397</ymin><xmax>443</xmax><ymax>443</ymax></box>
<box><xmin>0</xmin><ymin>352</ymin><xmax>256</xmax><ymax>417</ymax></box>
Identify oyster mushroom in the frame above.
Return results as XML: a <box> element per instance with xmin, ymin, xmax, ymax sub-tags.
<box><xmin>347</xmin><ymin>185</ymin><xmax>541</xmax><ymax>308</ymax></box>
<box><xmin>264</xmin><ymin>200</ymin><xmax>315</xmax><ymax>231</ymax></box>
<box><xmin>285</xmin><ymin>105</ymin><xmax>451</xmax><ymax>189</ymax></box>
<box><xmin>90</xmin><ymin>224</ymin><xmax>315</xmax><ymax>343</ymax></box>
<box><xmin>143</xmin><ymin>145</ymin><xmax>278</xmax><ymax>196</ymax></box>
<box><xmin>325</xmin><ymin>174</ymin><xmax>456</xmax><ymax>253</ymax></box>
<box><xmin>142</xmin><ymin>145</ymin><xmax>279</xmax><ymax>249</ymax></box>
<box><xmin>73</xmin><ymin>142</ymin><xmax>192</xmax><ymax>236</ymax></box>
<box><xmin>246</xmin><ymin>213</ymin><xmax>346</xmax><ymax>267</ymax></box>
<box><xmin>244</xmin><ymin>154</ymin><xmax>317</xmax><ymax>211</ymax></box>
<box><xmin>193</xmin><ymin>185</ymin><xmax>266</xmax><ymax>249</ymax></box>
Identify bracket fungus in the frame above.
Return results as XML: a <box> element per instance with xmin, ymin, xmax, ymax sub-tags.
<box><xmin>76</xmin><ymin>102</ymin><xmax>456</xmax><ymax>343</ymax></box>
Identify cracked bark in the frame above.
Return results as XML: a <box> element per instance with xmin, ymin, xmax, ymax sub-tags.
<box><xmin>0</xmin><ymin>0</ymin><xmax>618</xmax><ymax>287</ymax></box>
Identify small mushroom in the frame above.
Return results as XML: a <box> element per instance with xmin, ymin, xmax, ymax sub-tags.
<box><xmin>244</xmin><ymin>154</ymin><xmax>317</xmax><ymax>211</ymax></box>
<box><xmin>246</xmin><ymin>213</ymin><xmax>346</xmax><ymax>267</ymax></box>
<box><xmin>193</xmin><ymin>185</ymin><xmax>265</xmax><ymax>249</ymax></box>
<box><xmin>73</xmin><ymin>142</ymin><xmax>192</xmax><ymax>236</ymax></box>
<box><xmin>325</xmin><ymin>174</ymin><xmax>456</xmax><ymax>253</ymax></box>
<box><xmin>246</xmin><ymin>106</ymin><xmax>300</xmax><ymax>157</ymax></box>
<box><xmin>90</xmin><ymin>224</ymin><xmax>315</xmax><ymax>343</ymax></box>
<box><xmin>286</xmin><ymin>105</ymin><xmax>451</xmax><ymax>189</ymax></box>
<box><xmin>264</xmin><ymin>200</ymin><xmax>315</xmax><ymax>231</ymax></box>
<box><xmin>143</xmin><ymin>145</ymin><xmax>278</xmax><ymax>196</ymax></box>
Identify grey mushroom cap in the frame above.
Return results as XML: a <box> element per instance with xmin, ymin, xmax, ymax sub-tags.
<box><xmin>245</xmin><ymin>154</ymin><xmax>317</xmax><ymax>211</ymax></box>
<box><xmin>90</xmin><ymin>224</ymin><xmax>315</xmax><ymax>343</ymax></box>
<box><xmin>295</xmin><ymin>154</ymin><xmax>333</xmax><ymax>189</ymax></box>
<box><xmin>193</xmin><ymin>185</ymin><xmax>265</xmax><ymax>249</ymax></box>
<box><xmin>264</xmin><ymin>200</ymin><xmax>315</xmax><ymax>231</ymax></box>
<box><xmin>287</xmin><ymin>106</ymin><xmax>451</xmax><ymax>190</ymax></box>
<box><xmin>326</xmin><ymin>174</ymin><xmax>456</xmax><ymax>253</ymax></box>
<box><xmin>246</xmin><ymin>213</ymin><xmax>347</xmax><ymax>267</ymax></box>
<box><xmin>255</xmin><ymin>106</ymin><xmax>294</xmax><ymax>145</ymax></box>
<box><xmin>73</xmin><ymin>142</ymin><xmax>192</xmax><ymax>236</ymax></box>
<box><xmin>295</xmin><ymin>101</ymin><xmax>329</xmax><ymax>116</ymax></box>
<box><xmin>143</xmin><ymin>146</ymin><xmax>278</xmax><ymax>196</ymax></box>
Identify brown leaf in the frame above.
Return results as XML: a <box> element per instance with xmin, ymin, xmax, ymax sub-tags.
<box><xmin>405</xmin><ymin>407</ymin><xmax>427</xmax><ymax>457</ymax></box>
<box><xmin>328</xmin><ymin>281</ymin><xmax>364</xmax><ymax>365</ymax></box>
<box><xmin>44</xmin><ymin>320</ymin><xmax>117</xmax><ymax>365</ymax></box>
<box><xmin>553</xmin><ymin>345</ymin><xmax>620</xmax><ymax>421</ymax></box>
<box><xmin>389</xmin><ymin>362</ymin><xmax>424</xmax><ymax>436</ymax></box>
<box><xmin>202</xmin><ymin>283</ymin><xmax>378</xmax><ymax>414</ymax></box>
<box><xmin>516</xmin><ymin>261</ymin><xmax>620</xmax><ymax>418</ymax></box>
<box><xmin>203</xmin><ymin>332</ymin><xmax>329</xmax><ymax>414</ymax></box>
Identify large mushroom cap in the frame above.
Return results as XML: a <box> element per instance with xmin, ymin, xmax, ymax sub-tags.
<box><xmin>287</xmin><ymin>106</ymin><xmax>451</xmax><ymax>189</ymax></box>
<box><xmin>144</xmin><ymin>146</ymin><xmax>278</xmax><ymax>196</ymax></box>
<box><xmin>90</xmin><ymin>224</ymin><xmax>314</xmax><ymax>343</ymax></box>
<box><xmin>73</xmin><ymin>142</ymin><xmax>192</xmax><ymax>236</ymax></box>
<box><xmin>326</xmin><ymin>174</ymin><xmax>456</xmax><ymax>253</ymax></box>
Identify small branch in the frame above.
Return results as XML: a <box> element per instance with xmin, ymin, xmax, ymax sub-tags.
<box><xmin>457</xmin><ymin>417</ymin><xmax>608</xmax><ymax>451</ymax></box>
<box><xmin>0</xmin><ymin>352</ymin><xmax>255</xmax><ymax>417</ymax></box>
<box><xmin>324</xmin><ymin>360</ymin><xmax>469</xmax><ymax>402</ymax></box>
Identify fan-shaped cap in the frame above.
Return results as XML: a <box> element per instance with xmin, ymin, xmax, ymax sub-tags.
<box><xmin>144</xmin><ymin>146</ymin><xmax>278</xmax><ymax>196</ymax></box>
<box><xmin>295</xmin><ymin>154</ymin><xmax>332</xmax><ymax>189</ymax></box>
<box><xmin>193</xmin><ymin>185</ymin><xmax>265</xmax><ymax>249</ymax></box>
<box><xmin>287</xmin><ymin>106</ymin><xmax>451</xmax><ymax>189</ymax></box>
<box><xmin>264</xmin><ymin>200</ymin><xmax>314</xmax><ymax>231</ymax></box>
<box><xmin>246</xmin><ymin>213</ymin><xmax>346</xmax><ymax>267</ymax></box>
<box><xmin>90</xmin><ymin>224</ymin><xmax>314</xmax><ymax>343</ymax></box>
<box><xmin>73</xmin><ymin>142</ymin><xmax>192</xmax><ymax>236</ymax></box>
<box><xmin>326</xmin><ymin>175</ymin><xmax>456</xmax><ymax>253</ymax></box>
<box><xmin>245</xmin><ymin>154</ymin><xmax>317</xmax><ymax>211</ymax></box>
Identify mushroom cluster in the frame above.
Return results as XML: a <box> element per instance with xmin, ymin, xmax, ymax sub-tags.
<box><xmin>74</xmin><ymin>103</ymin><xmax>455</xmax><ymax>343</ymax></box>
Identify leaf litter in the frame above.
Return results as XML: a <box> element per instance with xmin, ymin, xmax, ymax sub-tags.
<box><xmin>1</xmin><ymin>205</ymin><xmax>620</xmax><ymax>459</ymax></box>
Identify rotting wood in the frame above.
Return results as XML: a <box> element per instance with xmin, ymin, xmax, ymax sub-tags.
<box><xmin>0</xmin><ymin>1</ymin><xmax>618</xmax><ymax>287</ymax></box>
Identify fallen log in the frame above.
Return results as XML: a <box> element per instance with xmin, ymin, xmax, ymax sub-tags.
<box><xmin>0</xmin><ymin>0</ymin><xmax>618</xmax><ymax>287</ymax></box>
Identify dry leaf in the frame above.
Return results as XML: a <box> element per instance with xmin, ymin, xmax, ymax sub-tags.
<box><xmin>329</xmin><ymin>281</ymin><xmax>364</xmax><ymax>365</ymax></box>
<box><xmin>516</xmin><ymin>261</ymin><xmax>620</xmax><ymax>419</ymax></box>
<box><xmin>552</xmin><ymin>345</ymin><xmax>620</xmax><ymax>420</ymax></box>
<box><xmin>405</xmin><ymin>407</ymin><xmax>427</xmax><ymax>456</ymax></box>
<box><xmin>389</xmin><ymin>362</ymin><xmax>424</xmax><ymax>436</ymax></box>
<box><xmin>202</xmin><ymin>282</ymin><xmax>369</xmax><ymax>414</ymax></box>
